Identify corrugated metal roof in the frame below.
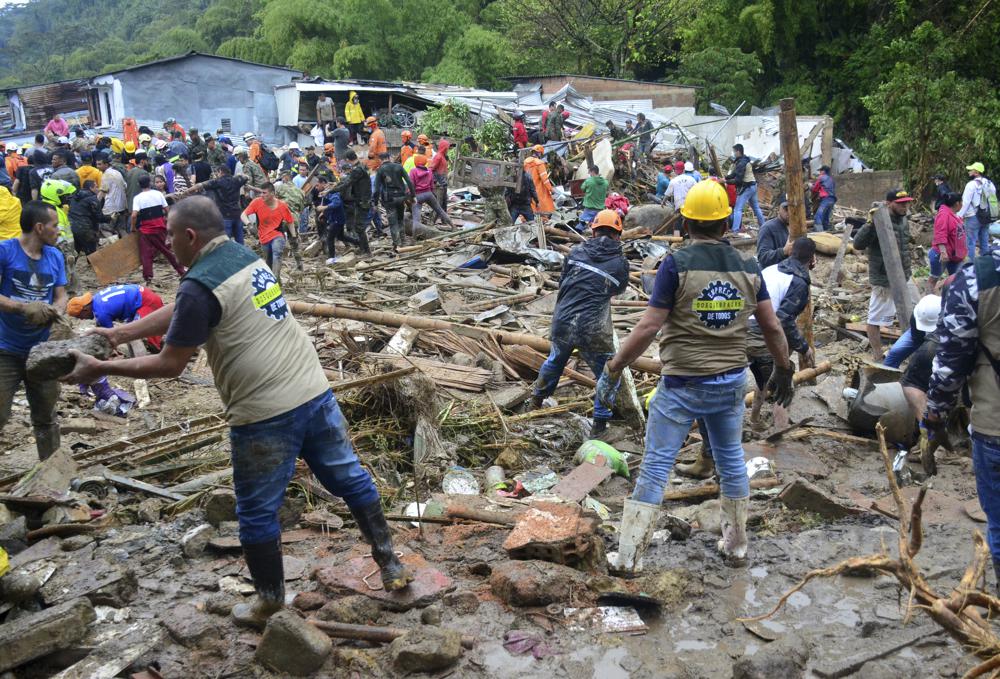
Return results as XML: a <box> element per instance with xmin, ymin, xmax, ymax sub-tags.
<box><xmin>93</xmin><ymin>51</ymin><xmax>302</xmax><ymax>79</ymax></box>
<box><xmin>14</xmin><ymin>80</ymin><xmax>90</xmax><ymax>131</ymax></box>
<box><xmin>505</xmin><ymin>73</ymin><xmax>698</xmax><ymax>89</ymax></box>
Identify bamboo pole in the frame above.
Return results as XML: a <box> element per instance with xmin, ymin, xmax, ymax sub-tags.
<box><xmin>289</xmin><ymin>301</ymin><xmax>663</xmax><ymax>375</ymax></box>
<box><xmin>308</xmin><ymin>620</ymin><xmax>476</xmax><ymax>649</ymax></box>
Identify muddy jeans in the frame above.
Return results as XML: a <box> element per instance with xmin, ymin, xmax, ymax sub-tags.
<box><xmin>634</xmin><ymin>372</ymin><xmax>750</xmax><ymax>504</ymax></box>
<box><xmin>533</xmin><ymin>341</ymin><xmax>613</xmax><ymax>420</ymax></box>
<box><xmin>433</xmin><ymin>173</ymin><xmax>448</xmax><ymax>224</ymax></box>
<box><xmin>229</xmin><ymin>390</ymin><xmax>380</xmax><ymax>544</ymax></box>
<box><xmin>264</xmin><ymin>236</ymin><xmax>286</xmax><ymax>283</ymax></box>
<box><xmin>413</xmin><ymin>192</ymin><xmax>450</xmax><ymax>229</ymax></box>
<box><xmin>0</xmin><ymin>350</ymin><xmax>60</xmax><ymax>461</ymax></box>
<box><xmin>383</xmin><ymin>195</ymin><xmax>407</xmax><ymax>247</ymax></box>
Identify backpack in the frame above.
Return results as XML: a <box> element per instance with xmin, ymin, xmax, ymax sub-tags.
<box><xmin>259</xmin><ymin>144</ymin><xmax>279</xmax><ymax>172</ymax></box>
<box><xmin>976</xmin><ymin>178</ymin><xmax>1000</xmax><ymax>224</ymax></box>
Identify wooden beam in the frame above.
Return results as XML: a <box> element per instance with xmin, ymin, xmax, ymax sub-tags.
<box><xmin>779</xmin><ymin>98</ymin><xmax>814</xmax><ymax>359</ymax></box>
<box><xmin>821</xmin><ymin>115</ymin><xmax>834</xmax><ymax>168</ymax></box>
<box><xmin>872</xmin><ymin>205</ymin><xmax>913</xmax><ymax>329</ymax></box>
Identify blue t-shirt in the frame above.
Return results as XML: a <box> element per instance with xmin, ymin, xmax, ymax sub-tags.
<box><xmin>655</xmin><ymin>172</ymin><xmax>670</xmax><ymax>199</ymax></box>
<box><xmin>0</xmin><ymin>238</ymin><xmax>66</xmax><ymax>356</ymax></box>
<box><xmin>92</xmin><ymin>284</ymin><xmax>143</xmax><ymax>328</ymax></box>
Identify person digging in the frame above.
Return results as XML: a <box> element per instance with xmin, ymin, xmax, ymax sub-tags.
<box><xmin>62</xmin><ymin>197</ymin><xmax>412</xmax><ymax>628</ymax></box>
<box><xmin>595</xmin><ymin>180</ymin><xmax>794</xmax><ymax>573</ymax></box>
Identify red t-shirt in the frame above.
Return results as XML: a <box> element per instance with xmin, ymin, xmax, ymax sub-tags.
<box><xmin>245</xmin><ymin>197</ymin><xmax>293</xmax><ymax>245</ymax></box>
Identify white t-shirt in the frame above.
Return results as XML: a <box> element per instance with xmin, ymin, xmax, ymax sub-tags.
<box><xmin>665</xmin><ymin>173</ymin><xmax>696</xmax><ymax>208</ymax></box>
<box><xmin>132</xmin><ymin>189</ymin><xmax>168</xmax><ymax>213</ymax></box>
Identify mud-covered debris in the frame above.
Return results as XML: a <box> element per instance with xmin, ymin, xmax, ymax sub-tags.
<box><xmin>161</xmin><ymin>602</ymin><xmax>216</xmax><ymax>648</ymax></box>
<box><xmin>503</xmin><ymin>501</ymin><xmax>602</xmax><ymax>567</ymax></box>
<box><xmin>389</xmin><ymin>626</ymin><xmax>462</xmax><ymax>674</ymax></box>
<box><xmin>180</xmin><ymin>524</ymin><xmax>215</xmax><ymax>558</ymax></box>
<box><xmin>490</xmin><ymin>559</ymin><xmax>587</xmax><ymax>607</ymax></box>
<box><xmin>442</xmin><ymin>590</ymin><xmax>480</xmax><ymax>615</ymax></box>
<box><xmin>0</xmin><ymin>597</ymin><xmax>95</xmax><ymax>672</ymax></box>
<box><xmin>314</xmin><ymin>594</ymin><xmax>381</xmax><ymax>625</ymax></box>
<box><xmin>202</xmin><ymin>488</ymin><xmax>237</xmax><ymax>527</ymax></box>
<box><xmin>291</xmin><ymin>591</ymin><xmax>327</xmax><ymax>611</ymax></box>
<box><xmin>25</xmin><ymin>334</ymin><xmax>113</xmax><ymax>380</ymax></box>
<box><xmin>778</xmin><ymin>478</ymin><xmax>863</xmax><ymax>519</ymax></box>
<box><xmin>255</xmin><ymin>610</ymin><xmax>332</xmax><ymax>676</ymax></box>
<box><xmin>732</xmin><ymin>631</ymin><xmax>811</xmax><ymax>679</ymax></box>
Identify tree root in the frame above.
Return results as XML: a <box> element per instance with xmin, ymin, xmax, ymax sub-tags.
<box><xmin>741</xmin><ymin>424</ymin><xmax>1000</xmax><ymax>676</ymax></box>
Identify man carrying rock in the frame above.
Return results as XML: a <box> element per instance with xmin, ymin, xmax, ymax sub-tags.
<box><xmin>0</xmin><ymin>201</ymin><xmax>66</xmax><ymax>460</ymax></box>
<box><xmin>530</xmin><ymin>209</ymin><xmax>629</xmax><ymax>439</ymax></box>
<box><xmin>595</xmin><ymin>180</ymin><xmax>794</xmax><ymax>572</ymax></box>
<box><xmin>63</xmin><ymin>196</ymin><xmax>412</xmax><ymax>628</ymax></box>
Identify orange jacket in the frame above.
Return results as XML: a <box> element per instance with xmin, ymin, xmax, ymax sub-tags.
<box><xmin>524</xmin><ymin>156</ymin><xmax>554</xmax><ymax>215</ymax></box>
<box><xmin>367</xmin><ymin>128</ymin><xmax>386</xmax><ymax>171</ymax></box>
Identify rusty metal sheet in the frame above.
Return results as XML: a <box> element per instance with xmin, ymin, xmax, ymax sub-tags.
<box><xmin>551</xmin><ymin>462</ymin><xmax>613</xmax><ymax>503</ymax></box>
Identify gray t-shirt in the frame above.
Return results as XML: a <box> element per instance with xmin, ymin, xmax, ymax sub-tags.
<box><xmin>317</xmin><ymin>98</ymin><xmax>335</xmax><ymax>122</ymax></box>
<box><xmin>331</xmin><ymin>127</ymin><xmax>350</xmax><ymax>159</ymax></box>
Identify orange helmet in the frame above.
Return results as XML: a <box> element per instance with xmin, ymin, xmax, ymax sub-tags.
<box><xmin>592</xmin><ymin>209</ymin><xmax>623</xmax><ymax>232</ymax></box>
<box><xmin>401</xmin><ymin>130</ymin><xmax>412</xmax><ymax>140</ymax></box>
<box><xmin>414</xmin><ymin>154</ymin><xmax>428</xmax><ymax>167</ymax></box>
<box><xmin>365</xmin><ymin>116</ymin><xmax>377</xmax><ymax>127</ymax></box>
<box><xmin>532</xmin><ymin>144</ymin><xmax>545</xmax><ymax>154</ymax></box>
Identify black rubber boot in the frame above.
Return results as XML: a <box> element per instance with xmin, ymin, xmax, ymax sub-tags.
<box><xmin>350</xmin><ymin>500</ymin><xmax>413</xmax><ymax>591</ymax></box>
<box><xmin>232</xmin><ymin>538</ymin><xmax>284</xmax><ymax>629</ymax></box>
<box><xmin>590</xmin><ymin>417</ymin><xmax>610</xmax><ymax>440</ymax></box>
<box><xmin>530</xmin><ymin>393</ymin><xmax>545</xmax><ymax>409</ymax></box>
<box><xmin>33</xmin><ymin>424</ymin><xmax>60</xmax><ymax>461</ymax></box>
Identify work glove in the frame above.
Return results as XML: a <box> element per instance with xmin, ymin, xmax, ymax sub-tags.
<box><xmin>919</xmin><ymin>417</ymin><xmax>951</xmax><ymax>476</ymax></box>
<box><xmin>595</xmin><ymin>366</ymin><xmax>622</xmax><ymax>411</ymax></box>
<box><xmin>21</xmin><ymin>301</ymin><xmax>59</xmax><ymax>327</ymax></box>
<box><xmin>765</xmin><ymin>364</ymin><xmax>795</xmax><ymax>408</ymax></box>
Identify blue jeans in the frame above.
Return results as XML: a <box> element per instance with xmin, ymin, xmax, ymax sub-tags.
<box><xmin>224</xmin><ymin>218</ymin><xmax>244</xmax><ymax>245</ymax></box>
<box><xmin>299</xmin><ymin>207</ymin><xmax>312</xmax><ymax>235</ymax></box>
<box><xmin>966</xmin><ymin>215</ymin><xmax>988</xmax><ymax>259</ymax></box>
<box><xmin>633</xmin><ymin>373</ymin><xmax>750</xmax><ymax>503</ymax></box>
<box><xmin>973</xmin><ymin>432</ymin><xmax>1000</xmax><ymax>568</ymax></box>
<box><xmin>579</xmin><ymin>208</ymin><xmax>599</xmax><ymax>228</ymax></box>
<box><xmin>814</xmin><ymin>196</ymin><xmax>836</xmax><ymax>232</ymax></box>
<box><xmin>928</xmin><ymin>248</ymin><xmax>959</xmax><ymax>278</ymax></box>
<box><xmin>533</xmin><ymin>341</ymin><xmax>613</xmax><ymax>420</ymax></box>
<box><xmin>883</xmin><ymin>328</ymin><xmax>920</xmax><ymax>368</ymax></box>
<box><xmin>510</xmin><ymin>205</ymin><xmax>535</xmax><ymax>223</ymax></box>
<box><xmin>732</xmin><ymin>184</ymin><xmax>765</xmax><ymax>232</ymax></box>
<box><xmin>229</xmin><ymin>390</ymin><xmax>379</xmax><ymax>544</ymax></box>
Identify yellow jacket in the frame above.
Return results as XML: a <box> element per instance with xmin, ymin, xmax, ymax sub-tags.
<box><xmin>0</xmin><ymin>187</ymin><xmax>21</xmax><ymax>241</ymax></box>
<box><xmin>344</xmin><ymin>91</ymin><xmax>365</xmax><ymax>125</ymax></box>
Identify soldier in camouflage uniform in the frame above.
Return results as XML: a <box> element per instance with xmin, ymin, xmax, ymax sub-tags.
<box><xmin>274</xmin><ymin>171</ymin><xmax>305</xmax><ymax>271</ymax></box>
<box><xmin>480</xmin><ymin>186</ymin><xmax>512</xmax><ymax>227</ymax></box>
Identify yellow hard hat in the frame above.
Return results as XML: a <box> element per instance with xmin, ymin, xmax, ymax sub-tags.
<box><xmin>680</xmin><ymin>179</ymin><xmax>732</xmax><ymax>221</ymax></box>
<box><xmin>110</xmin><ymin>137</ymin><xmax>125</xmax><ymax>154</ymax></box>
<box><xmin>124</xmin><ymin>141</ymin><xmax>136</xmax><ymax>154</ymax></box>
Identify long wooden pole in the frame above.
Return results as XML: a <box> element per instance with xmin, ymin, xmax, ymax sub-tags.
<box><xmin>289</xmin><ymin>300</ymin><xmax>663</xmax><ymax>375</ymax></box>
<box><xmin>872</xmin><ymin>205</ymin><xmax>913</xmax><ymax>328</ymax></box>
<box><xmin>778</xmin><ymin>98</ymin><xmax>814</xmax><ymax>366</ymax></box>
<box><xmin>308</xmin><ymin>620</ymin><xmax>476</xmax><ymax>649</ymax></box>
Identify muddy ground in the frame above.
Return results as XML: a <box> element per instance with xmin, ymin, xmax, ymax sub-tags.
<box><xmin>1</xmin><ymin>217</ymin><xmax>985</xmax><ymax>679</ymax></box>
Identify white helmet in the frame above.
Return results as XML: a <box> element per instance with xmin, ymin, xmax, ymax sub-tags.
<box><xmin>913</xmin><ymin>295</ymin><xmax>942</xmax><ymax>332</ymax></box>
<box><xmin>234</xmin><ymin>145</ymin><xmax>249</xmax><ymax>155</ymax></box>
<box><xmin>684</xmin><ymin>161</ymin><xmax>694</xmax><ymax>172</ymax></box>
<box><xmin>243</xmin><ymin>132</ymin><xmax>256</xmax><ymax>141</ymax></box>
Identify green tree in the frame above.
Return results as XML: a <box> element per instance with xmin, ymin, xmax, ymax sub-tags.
<box><xmin>423</xmin><ymin>26</ymin><xmax>515</xmax><ymax>89</ymax></box>
<box><xmin>861</xmin><ymin>22</ymin><xmax>1000</xmax><ymax>196</ymax></box>
<box><xmin>675</xmin><ymin>48</ymin><xmax>761</xmax><ymax>114</ymax></box>
<box><xmin>196</xmin><ymin>0</ymin><xmax>259</xmax><ymax>49</ymax></box>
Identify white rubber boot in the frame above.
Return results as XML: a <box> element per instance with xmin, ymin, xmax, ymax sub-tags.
<box><xmin>609</xmin><ymin>498</ymin><xmax>660</xmax><ymax>576</ymax></box>
<box><xmin>717</xmin><ymin>496</ymin><xmax>749</xmax><ymax>565</ymax></box>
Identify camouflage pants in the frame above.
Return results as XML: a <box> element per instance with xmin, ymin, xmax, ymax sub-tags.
<box><xmin>481</xmin><ymin>190</ymin><xmax>512</xmax><ymax>227</ymax></box>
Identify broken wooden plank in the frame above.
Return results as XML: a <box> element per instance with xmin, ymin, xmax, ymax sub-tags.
<box><xmin>50</xmin><ymin>620</ymin><xmax>163</xmax><ymax>679</ymax></box>
<box><xmin>87</xmin><ymin>233</ymin><xmax>141</xmax><ymax>286</ymax></box>
<box><xmin>872</xmin><ymin>204</ymin><xmax>913</xmax><ymax>330</ymax></box>
<box><xmin>103</xmin><ymin>471</ymin><xmax>185</xmax><ymax>501</ymax></box>
<box><xmin>308</xmin><ymin>619</ymin><xmax>476</xmax><ymax>649</ymax></box>
<box><xmin>550</xmin><ymin>462</ymin><xmax>613</xmax><ymax>503</ymax></box>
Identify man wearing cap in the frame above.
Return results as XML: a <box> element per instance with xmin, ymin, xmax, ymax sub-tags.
<box><xmin>205</xmin><ymin>136</ymin><xmax>227</xmax><ymax>170</ymax></box>
<box><xmin>236</xmin><ymin>147</ymin><xmax>267</xmax><ymax>191</ymax></box>
<box><xmin>810</xmin><ymin>165</ymin><xmax>837</xmax><ymax>232</ymax></box>
<box><xmin>961</xmin><ymin>162</ymin><xmax>996</xmax><ymax>258</ymax></box>
<box><xmin>67</xmin><ymin>284</ymin><xmax>165</xmax><ymax>350</ymax></box>
<box><xmin>597</xmin><ymin>180</ymin><xmax>793</xmax><ymax>572</ymax></box>
<box><xmin>373</xmin><ymin>152</ymin><xmax>415</xmax><ymax>252</ymax></box>
<box><xmin>662</xmin><ymin>161</ymin><xmax>696</xmax><ymax>209</ymax></box>
<box><xmin>726</xmin><ymin>144</ymin><xmax>765</xmax><ymax>233</ymax></box>
<box><xmin>853</xmin><ymin>189</ymin><xmax>918</xmax><ymax>360</ymax></box>
<box><xmin>531</xmin><ymin>208</ymin><xmax>629</xmax><ymax>438</ymax></box>
<box><xmin>279</xmin><ymin>143</ymin><xmax>301</xmax><ymax>174</ymax></box>
<box><xmin>757</xmin><ymin>198</ymin><xmax>792</xmax><ymax>268</ymax></box>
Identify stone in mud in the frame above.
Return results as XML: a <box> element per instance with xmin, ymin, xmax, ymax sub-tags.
<box><xmin>314</xmin><ymin>594</ymin><xmax>381</xmax><ymax>625</ymax></box>
<box><xmin>778</xmin><ymin>478</ymin><xmax>862</xmax><ymax>519</ymax></box>
<box><xmin>624</xmin><ymin>204</ymin><xmax>673</xmax><ymax>230</ymax></box>
<box><xmin>633</xmin><ymin>569</ymin><xmax>703</xmax><ymax>609</ymax></box>
<box><xmin>202</xmin><ymin>488</ymin><xmax>237</xmax><ymax>527</ymax></box>
<box><xmin>161</xmin><ymin>603</ymin><xmax>216</xmax><ymax>647</ymax></box>
<box><xmin>291</xmin><ymin>591</ymin><xmax>327</xmax><ymax>611</ymax></box>
<box><xmin>389</xmin><ymin>627</ymin><xmax>462</xmax><ymax>674</ymax></box>
<box><xmin>732</xmin><ymin>631</ymin><xmax>810</xmax><ymax>679</ymax></box>
<box><xmin>442</xmin><ymin>590</ymin><xmax>480</xmax><ymax>615</ymax></box>
<box><xmin>180</xmin><ymin>524</ymin><xmax>216</xmax><ymax>558</ymax></box>
<box><xmin>490</xmin><ymin>559</ymin><xmax>587</xmax><ymax>607</ymax></box>
<box><xmin>255</xmin><ymin>610</ymin><xmax>332</xmax><ymax>676</ymax></box>
<box><xmin>25</xmin><ymin>334</ymin><xmax>114</xmax><ymax>381</ymax></box>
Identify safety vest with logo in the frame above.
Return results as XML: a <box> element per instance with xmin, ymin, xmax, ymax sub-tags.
<box><xmin>184</xmin><ymin>236</ymin><xmax>329</xmax><ymax>425</ymax></box>
<box><xmin>658</xmin><ymin>241</ymin><xmax>762</xmax><ymax>376</ymax></box>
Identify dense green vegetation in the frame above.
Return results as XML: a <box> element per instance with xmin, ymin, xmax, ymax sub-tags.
<box><xmin>0</xmin><ymin>0</ymin><xmax>996</xmax><ymax>191</ymax></box>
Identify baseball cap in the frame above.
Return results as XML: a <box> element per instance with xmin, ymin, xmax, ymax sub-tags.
<box><xmin>66</xmin><ymin>293</ymin><xmax>93</xmax><ymax>318</ymax></box>
<box><xmin>967</xmin><ymin>162</ymin><xmax>986</xmax><ymax>174</ymax></box>
<box><xmin>288</xmin><ymin>142</ymin><xmax>300</xmax><ymax>150</ymax></box>
<box><xmin>673</xmin><ymin>161</ymin><xmax>685</xmax><ymax>174</ymax></box>
<box><xmin>885</xmin><ymin>189</ymin><xmax>914</xmax><ymax>203</ymax></box>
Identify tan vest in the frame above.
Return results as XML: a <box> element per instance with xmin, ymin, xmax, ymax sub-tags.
<box><xmin>741</xmin><ymin>160</ymin><xmax>755</xmax><ymax>185</ymax></box>
<box><xmin>658</xmin><ymin>241</ymin><xmax>761</xmax><ymax>376</ymax></box>
<box><xmin>970</xmin><ymin>256</ymin><xmax>1000</xmax><ymax>436</ymax></box>
<box><xmin>185</xmin><ymin>236</ymin><xmax>329</xmax><ymax>425</ymax></box>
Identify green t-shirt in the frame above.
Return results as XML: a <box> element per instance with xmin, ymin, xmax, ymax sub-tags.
<box><xmin>582</xmin><ymin>175</ymin><xmax>609</xmax><ymax>210</ymax></box>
